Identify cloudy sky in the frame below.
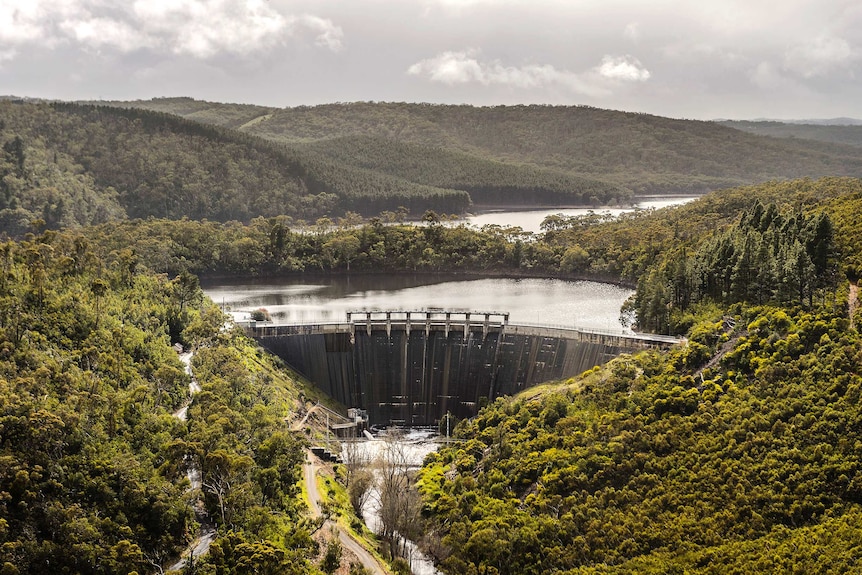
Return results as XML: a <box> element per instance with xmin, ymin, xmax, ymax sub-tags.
<box><xmin>1</xmin><ymin>0</ymin><xmax>861</xmax><ymax>120</ymax></box>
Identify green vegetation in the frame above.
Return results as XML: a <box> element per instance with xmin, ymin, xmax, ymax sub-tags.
<box><xmin>94</xmin><ymin>96</ymin><xmax>278</xmax><ymax>130</ymax></box>
<box><xmin>302</xmin><ymin>135</ymin><xmax>629</xmax><ymax>207</ymax></box>
<box><xmin>112</xmin><ymin>99</ymin><xmax>862</xmax><ymax>195</ymax></box>
<box><xmin>0</xmin><ymin>100</ymin><xmax>470</xmax><ymax>234</ymax></box>
<box><xmin>0</xmin><ymin>228</ymin><xmax>322</xmax><ymax>574</ymax></box>
<box><xmin>420</xmin><ymin>302</ymin><xmax>862</xmax><ymax>573</ymax></box>
<box><xmin>415</xmin><ymin>176</ymin><xmax>862</xmax><ymax>574</ymax></box>
<box><xmin>7</xmin><ymin>97</ymin><xmax>862</xmax><ymax>238</ymax></box>
<box><xmin>720</xmin><ymin>120</ymin><xmax>862</xmax><ymax>148</ymax></box>
<box><xmin>4</xmin><ymin>170</ymin><xmax>862</xmax><ymax>574</ymax></box>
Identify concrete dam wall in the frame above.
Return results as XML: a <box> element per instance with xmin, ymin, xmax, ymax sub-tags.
<box><xmin>247</xmin><ymin>311</ymin><xmax>678</xmax><ymax>426</ymax></box>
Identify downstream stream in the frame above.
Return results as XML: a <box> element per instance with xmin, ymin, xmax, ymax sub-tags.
<box><xmin>343</xmin><ymin>430</ymin><xmax>443</xmax><ymax>575</ymax></box>
<box><xmin>167</xmin><ymin>352</ymin><xmax>216</xmax><ymax>572</ymax></box>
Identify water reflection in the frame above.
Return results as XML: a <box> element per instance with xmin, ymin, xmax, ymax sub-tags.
<box><xmin>202</xmin><ymin>276</ymin><xmax>634</xmax><ymax>333</ymax></box>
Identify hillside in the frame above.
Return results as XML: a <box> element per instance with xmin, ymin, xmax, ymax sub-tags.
<box><xmin>2</xmin><ymin>176</ymin><xmax>862</xmax><ymax>573</ymax></box>
<box><xmin>721</xmin><ymin>120</ymin><xmax>862</xmax><ymax>148</ymax></box>
<box><xmin>0</xmin><ymin>229</ymin><xmax>325</xmax><ymax>573</ymax></box>
<box><xmin>88</xmin><ymin>96</ymin><xmax>278</xmax><ymax>130</ymax></box>
<box><xmin>301</xmin><ymin>135</ymin><xmax>626</xmax><ymax>206</ymax></box>
<box><xmin>0</xmin><ymin>100</ymin><xmax>472</xmax><ymax>235</ymax></box>
<box><xmin>416</xmin><ymin>177</ymin><xmax>862</xmax><ymax>574</ymax></box>
<box><xmin>105</xmin><ymin>99</ymin><xmax>862</xmax><ymax>195</ymax></box>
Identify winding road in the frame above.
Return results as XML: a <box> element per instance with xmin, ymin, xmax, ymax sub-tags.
<box><xmin>304</xmin><ymin>450</ymin><xmax>389</xmax><ymax>575</ymax></box>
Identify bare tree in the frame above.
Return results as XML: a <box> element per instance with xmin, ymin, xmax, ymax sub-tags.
<box><xmin>343</xmin><ymin>430</ymin><xmax>375</xmax><ymax>516</ymax></box>
<box><xmin>377</xmin><ymin>430</ymin><xmax>422</xmax><ymax>559</ymax></box>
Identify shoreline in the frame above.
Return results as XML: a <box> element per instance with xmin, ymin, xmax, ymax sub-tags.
<box><xmin>199</xmin><ymin>268</ymin><xmax>637</xmax><ymax>290</ymax></box>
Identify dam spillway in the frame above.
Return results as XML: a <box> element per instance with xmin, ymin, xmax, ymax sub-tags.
<box><xmin>246</xmin><ymin>311</ymin><xmax>680</xmax><ymax>426</ymax></box>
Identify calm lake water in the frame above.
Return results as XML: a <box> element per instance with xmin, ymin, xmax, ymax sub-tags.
<box><xmin>202</xmin><ymin>275</ymin><xmax>634</xmax><ymax>333</ymax></box>
<box><xmin>465</xmin><ymin>195</ymin><xmax>697</xmax><ymax>233</ymax></box>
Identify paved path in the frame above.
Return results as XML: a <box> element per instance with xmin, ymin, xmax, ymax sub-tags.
<box><xmin>304</xmin><ymin>450</ymin><xmax>388</xmax><ymax>575</ymax></box>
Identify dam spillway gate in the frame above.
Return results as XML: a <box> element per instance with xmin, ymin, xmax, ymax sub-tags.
<box><xmin>246</xmin><ymin>310</ymin><xmax>679</xmax><ymax>427</ymax></box>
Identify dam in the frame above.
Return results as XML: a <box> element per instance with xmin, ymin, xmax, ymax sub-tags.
<box><xmin>245</xmin><ymin>310</ymin><xmax>680</xmax><ymax>427</ymax></box>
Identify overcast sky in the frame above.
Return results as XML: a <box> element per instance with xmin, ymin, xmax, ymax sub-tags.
<box><xmin>2</xmin><ymin>0</ymin><xmax>861</xmax><ymax>120</ymax></box>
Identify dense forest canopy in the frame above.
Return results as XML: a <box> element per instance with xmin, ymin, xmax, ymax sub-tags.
<box><xmin>415</xmin><ymin>176</ymin><xmax>862</xmax><ymax>574</ymax></box>
<box><xmin>102</xmin><ymin>98</ymin><xmax>862</xmax><ymax>195</ymax></box>
<box><xmin>0</xmin><ymin>229</ymin><xmax>324</xmax><ymax>574</ymax></box>
<box><xmin>1</xmin><ymin>175</ymin><xmax>862</xmax><ymax>572</ymax></box>
<box><xmin>0</xmin><ymin>100</ymin><xmax>473</xmax><ymax>235</ymax></box>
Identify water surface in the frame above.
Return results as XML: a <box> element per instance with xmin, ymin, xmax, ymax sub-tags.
<box><xmin>465</xmin><ymin>195</ymin><xmax>697</xmax><ymax>233</ymax></box>
<box><xmin>203</xmin><ymin>275</ymin><xmax>634</xmax><ymax>333</ymax></box>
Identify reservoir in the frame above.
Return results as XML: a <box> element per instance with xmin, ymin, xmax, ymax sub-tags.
<box><xmin>202</xmin><ymin>275</ymin><xmax>634</xmax><ymax>334</ymax></box>
<box><xmin>465</xmin><ymin>195</ymin><xmax>698</xmax><ymax>233</ymax></box>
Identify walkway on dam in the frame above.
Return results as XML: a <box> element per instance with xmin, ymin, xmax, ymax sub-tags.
<box><xmin>243</xmin><ymin>312</ymin><xmax>683</xmax><ymax>349</ymax></box>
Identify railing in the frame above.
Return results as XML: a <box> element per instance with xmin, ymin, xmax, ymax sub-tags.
<box><xmin>244</xmin><ymin>317</ymin><xmax>683</xmax><ymax>347</ymax></box>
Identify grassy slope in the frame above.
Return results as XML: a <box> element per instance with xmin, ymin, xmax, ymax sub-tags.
<box><xmin>93</xmin><ymin>96</ymin><xmax>278</xmax><ymax>130</ymax></box>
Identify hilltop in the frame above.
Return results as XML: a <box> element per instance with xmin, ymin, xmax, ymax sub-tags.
<box><xmin>4</xmin><ymin>97</ymin><xmax>862</xmax><ymax>237</ymax></box>
<box><xmin>720</xmin><ymin>119</ymin><xmax>862</xmax><ymax>148</ymax></box>
<box><xmin>100</xmin><ymin>98</ymin><xmax>862</xmax><ymax>195</ymax></box>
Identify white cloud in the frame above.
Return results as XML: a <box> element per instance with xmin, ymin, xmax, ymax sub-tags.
<box><xmin>407</xmin><ymin>50</ymin><xmax>485</xmax><ymax>84</ymax></box>
<box><xmin>595</xmin><ymin>55</ymin><xmax>651</xmax><ymax>81</ymax></box>
<box><xmin>407</xmin><ymin>50</ymin><xmax>582</xmax><ymax>89</ymax></box>
<box><xmin>0</xmin><ymin>0</ymin><xmax>342</xmax><ymax>60</ymax></box>
<box><xmin>408</xmin><ymin>49</ymin><xmax>650</xmax><ymax>96</ymax></box>
<box><xmin>294</xmin><ymin>14</ymin><xmax>343</xmax><ymax>52</ymax></box>
<box><xmin>0</xmin><ymin>0</ymin><xmax>74</xmax><ymax>47</ymax></box>
<box><xmin>60</xmin><ymin>17</ymin><xmax>153</xmax><ymax>53</ymax></box>
<box><xmin>0</xmin><ymin>48</ymin><xmax>17</xmax><ymax>64</ymax></box>
<box><xmin>783</xmin><ymin>34</ymin><xmax>857</xmax><ymax>78</ymax></box>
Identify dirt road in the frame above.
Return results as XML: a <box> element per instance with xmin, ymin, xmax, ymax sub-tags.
<box><xmin>304</xmin><ymin>450</ymin><xmax>389</xmax><ymax>575</ymax></box>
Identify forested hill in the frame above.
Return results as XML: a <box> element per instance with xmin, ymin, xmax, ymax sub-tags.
<box><xmin>417</xmin><ymin>176</ymin><xmax>862</xmax><ymax>574</ymax></box>
<box><xmin>0</xmin><ymin>100</ymin><xmax>478</xmax><ymax>235</ymax></box>
<box><xmin>0</xmin><ymin>229</ymin><xmax>324</xmax><ymax>573</ymax></box>
<box><xmin>720</xmin><ymin>120</ymin><xmax>862</xmax><ymax>148</ymax></box>
<box><xmin>101</xmin><ymin>98</ymin><xmax>862</xmax><ymax>195</ymax></box>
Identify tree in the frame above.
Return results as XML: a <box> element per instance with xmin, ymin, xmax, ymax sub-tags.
<box><xmin>319</xmin><ymin>532</ymin><xmax>342</xmax><ymax>574</ymax></box>
<box><xmin>173</xmin><ymin>271</ymin><xmax>202</xmax><ymax>312</ymax></box>
<box><xmin>323</xmin><ymin>234</ymin><xmax>361</xmax><ymax>271</ymax></box>
<box><xmin>560</xmin><ymin>244</ymin><xmax>589</xmax><ymax>273</ymax></box>
<box><xmin>377</xmin><ymin>431</ymin><xmax>422</xmax><ymax>559</ymax></box>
